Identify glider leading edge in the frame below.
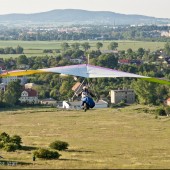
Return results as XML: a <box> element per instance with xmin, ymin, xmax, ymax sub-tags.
<box><xmin>1</xmin><ymin>64</ymin><xmax>170</xmax><ymax>85</ymax></box>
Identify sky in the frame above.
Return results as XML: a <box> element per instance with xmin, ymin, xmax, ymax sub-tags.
<box><xmin>0</xmin><ymin>0</ymin><xmax>170</xmax><ymax>18</ymax></box>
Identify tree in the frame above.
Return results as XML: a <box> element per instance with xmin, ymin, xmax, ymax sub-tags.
<box><xmin>17</xmin><ymin>55</ymin><xmax>28</xmax><ymax>65</ymax></box>
<box><xmin>132</xmin><ymin>79</ymin><xmax>158</xmax><ymax>105</ymax></box>
<box><xmin>81</xmin><ymin>42</ymin><xmax>91</xmax><ymax>51</ymax></box>
<box><xmin>3</xmin><ymin>80</ymin><xmax>22</xmax><ymax>106</ymax></box>
<box><xmin>97</xmin><ymin>53</ymin><xmax>118</xmax><ymax>69</ymax></box>
<box><xmin>127</xmin><ymin>48</ymin><xmax>133</xmax><ymax>54</ymax></box>
<box><xmin>15</xmin><ymin>45</ymin><xmax>24</xmax><ymax>54</ymax></box>
<box><xmin>108</xmin><ymin>42</ymin><xmax>118</xmax><ymax>50</ymax></box>
<box><xmin>96</xmin><ymin>42</ymin><xmax>103</xmax><ymax>50</ymax></box>
<box><xmin>71</xmin><ymin>43</ymin><xmax>80</xmax><ymax>51</ymax></box>
<box><xmin>137</xmin><ymin>48</ymin><xmax>145</xmax><ymax>57</ymax></box>
<box><xmin>0</xmin><ymin>48</ymin><xmax>4</xmax><ymax>54</ymax></box>
<box><xmin>61</xmin><ymin>42</ymin><xmax>70</xmax><ymax>51</ymax></box>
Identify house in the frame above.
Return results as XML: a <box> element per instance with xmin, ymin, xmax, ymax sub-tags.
<box><xmin>95</xmin><ymin>100</ymin><xmax>108</xmax><ymax>108</ymax></box>
<box><xmin>71</xmin><ymin>82</ymin><xmax>83</xmax><ymax>100</ymax></box>
<box><xmin>70</xmin><ymin>59</ymin><xmax>83</xmax><ymax>64</ymax></box>
<box><xmin>40</xmin><ymin>98</ymin><xmax>57</xmax><ymax>106</ymax></box>
<box><xmin>62</xmin><ymin>101</ymin><xmax>79</xmax><ymax>109</ymax></box>
<box><xmin>72</xmin><ymin>82</ymin><xmax>83</xmax><ymax>93</ymax></box>
<box><xmin>166</xmin><ymin>98</ymin><xmax>170</xmax><ymax>106</ymax></box>
<box><xmin>118</xmin><ymin>59</ymin><xmax>131</xmax><ymax>65</ymax></box>
<box><xmin>17</xmin><ymin>64</ymin><xmax>30</xmax><ymax>69</ymax></box>
<box><xmin>25</xmin><ymin>83</ymin><xmax>36</xmax><ymax>89</ymax></box>
<box><xmin>19</xmin><ymin>88</ymin><xmax>38</xmax><ymax>104</ymax></box>
<box><xmin>111</xmin><ymin>89</ymin><xmax>135</xmax><ymax>104</ymax></box>
<box><xmin>1</xmin><ymin>76</ymin><xmax>27</xmax><ymax>85</ymax></box>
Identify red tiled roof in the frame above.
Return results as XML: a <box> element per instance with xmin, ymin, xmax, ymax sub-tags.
<box><xmin>72</xmin><ymin>82</ymin><xmax>82</xmax><ymax>91</ymax></box>
<box><xmin>24</xmin><ymin>89</ymin><xmax>37</xmax><ymax>97</ymax></box>
<box><xmin>118</xmin><ymin>59</ymin><xmax>130</xmax><ymax>64</ymax></box>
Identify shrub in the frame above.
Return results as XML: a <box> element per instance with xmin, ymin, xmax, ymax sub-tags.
<box><xmin>10</xmin><ymin>135</ymin><xmax>22</xmax><ymax>148</ymax></box>
<box><xmin>49</xmin><ymin>140</ymin><xmax>69</xmax><ymax>151</ymax></box>
<box><xmin>0</xmin><ymin>132</ymin><xmax>10</xmax><ymax>143</ymax></box>
<box><xmin>3</xmin><ymin>143</ymin><xmax>18</xmax><ymax>152</ymax></box>
<box><xmin>33</xmin><ymin>148</ymin><xmax>61</xmax><ymax>159</ymax></box>
<box><xmin>0</xmin><ymin>142</ymin><xmax>4</xmax><ymax>149</ymax></box>
<box><xmin>156</xmin><ymin>108</ymin><xmax>166</xmax><ymax>116</ymax></box>
<box><xmin>0</xmin><ymin>132</ymin><xmax>22</xmax><ymax>151</ymax></box>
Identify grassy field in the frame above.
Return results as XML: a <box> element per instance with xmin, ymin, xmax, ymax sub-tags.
<box><xmin>0</xmin><ymin>40</ymin><xmax>166</xmax><ymax>58</ymax></box>
<box><xmin>0</xmin><ymin>105</ymin><xmax>170</xmax><ymax>169</ymax></box>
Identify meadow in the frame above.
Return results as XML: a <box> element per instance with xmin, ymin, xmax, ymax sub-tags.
<box><xmin>0</xmin><ymin>105</ymin><xmax>170</xmax><ymax>169</ymax></box>
<box><xmin>0</xmin><ymin>40</ymin><xmax>166</xmax><ymax>58</ymax></box>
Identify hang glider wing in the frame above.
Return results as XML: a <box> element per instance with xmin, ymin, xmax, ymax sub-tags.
<box><xmin>0</xmin><ymin>70</ymin><xmax>45</xmax><ymax>77</ymax></box>
<box><xmin>39</xmin><ymin>64</ymin><xmax>147</xmax><ymax>78</ymax></box>
<box><xmin>1</xmin><ymin>64</ymin><xmax>170</xmax><ymax>85</ymax></box>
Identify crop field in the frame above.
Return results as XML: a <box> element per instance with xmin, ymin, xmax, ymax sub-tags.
<box><xmin>0</xmin><ymin>105</ymin><xmax>170</xmax><ymax>169</ymax></box>
<box><xmin>0</xmin><ymin>40</ymin><xmax>166</xmax><ymax>58</ymax></box>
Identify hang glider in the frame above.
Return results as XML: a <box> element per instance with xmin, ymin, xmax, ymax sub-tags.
<box><xmin>1</xmin><ymin>64</ymin><xmax>170</xmax><ymax>85</ymax></box>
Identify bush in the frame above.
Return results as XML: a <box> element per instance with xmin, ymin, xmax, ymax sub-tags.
<box><xmin>0</xmin><ymin>132</ymin><xmax>22</xmax><ymax>151</ymax></box>
<box><xmin>49</xmin><ymin>140</ymin><xmax>69</xmax><ymax>151</ymax></box>
<box><xmin>10</xmin><ymin>135</ymin><xmax>22</xmax><ymax>148</ymax></box>
<box><xmin>33</xmin><ymin>148</ymin><xmax>61</xmax><ymax>159</ymax></box>
<box><xmin>3</xmin><ymin>143</ymin><xmax>18</xmax><ymax>152</ymax></box>
<box><xmin>0</xmin><ymin>142</ymin><xmax>4</xmax><ymax>149</ymax></box>
<box><xmin>0</xmin><ymin>132</ymin><xmax>10</xmax><ymax>143</ymax></box>
<box><xmin>156</xmin><ymin>108</ymin><xmax>167</xmax><ymax>116</ymax></box>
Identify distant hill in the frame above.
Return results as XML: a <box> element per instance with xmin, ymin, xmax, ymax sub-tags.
<box><xmin>0</xmin><ymin>9</ymin><xmax>169</xmax><ymax>25</ymax></box>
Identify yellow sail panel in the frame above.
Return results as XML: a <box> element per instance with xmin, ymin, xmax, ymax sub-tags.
<box><xmin>0</xmin><ymin>70</ymin><xmax>45</xmax><ymax>77</ymax></box>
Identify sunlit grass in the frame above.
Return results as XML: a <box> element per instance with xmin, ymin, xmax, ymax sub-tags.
<box><xmin>0</xmin><ymin>105</ymin><xmax>170</xmax><ymax>169</ymax></box>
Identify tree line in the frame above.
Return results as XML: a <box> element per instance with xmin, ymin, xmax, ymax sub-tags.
<box><xmin>0</xmin><ymin>45</ymin><xmax>23</xmax><ymax>54</ymax></box>
<box><xmin>1</xmin><ymin>25</ymin><xmax>170</xmax><ymax>41</ymax></box>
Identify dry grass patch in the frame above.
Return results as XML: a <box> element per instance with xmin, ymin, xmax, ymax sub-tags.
<box><xmin>0</xmin><ymin>106</ymin><xmax>170</xmax><ymax>169</ymax></box>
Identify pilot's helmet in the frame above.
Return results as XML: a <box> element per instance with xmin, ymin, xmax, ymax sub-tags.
<box><xmin>83</xmin><ymin>86</ymin><xmax>87</xmax><ymax>90</ymax></box>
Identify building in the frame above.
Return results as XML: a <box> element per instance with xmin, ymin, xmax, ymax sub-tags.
<box><xmin>25</xmin><ymin>83</ymin><xmax>36</xmax><ymax>89</ymax></box>
<box><xmin>118</xmin><ymin>59</ymin><xmax>131</xmax><ymax>65</ymax></box>
<box><xmin>95</xmin><ymin>100</ymin><xmax>108</xmax><ymax>108</ymax></box>
<box><xmin>111</xmin><ymin>89</ymin><xmax>135</xmax><ymax>104</ymax></box>
<box><xmin>1</xmin><ymin>76</ymin><xmax>27</xmax><ymax>85</ymax></box>
<box><xmin>19</xmin><ymin>88</ymin><xmax>38</xmax><ymax>104</ymax></box>
<box><xmin>40</xmin><ymin>98</ymin><xmax>57</xmax><ymax>106</ymax></box>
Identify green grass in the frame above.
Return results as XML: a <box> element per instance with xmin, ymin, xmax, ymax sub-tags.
<box><xmin>0</xmin><ymin>40</ymin><xmax>166</xmax><ymax>58</ymax></box>
<box><xmin>0</xmin><ymin>105</ymin><xmax>170</xmax><ymax>169</ymax></box>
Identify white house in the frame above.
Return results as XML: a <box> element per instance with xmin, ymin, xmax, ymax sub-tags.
<box><xmin>19</xmin><ymin>88</ymin><xmax>38</xmax><ymax>104</ymax></box>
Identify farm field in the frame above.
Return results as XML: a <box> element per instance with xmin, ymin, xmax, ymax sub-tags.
<box><xmin>0</xmin><ymin>105</ymin><xmax>170</xmax><ymax>169</ymax></box>
<box><xmin>0</xmin><ymin>40</ymin><xmax>166</xmax><ymax>58</ymax></box>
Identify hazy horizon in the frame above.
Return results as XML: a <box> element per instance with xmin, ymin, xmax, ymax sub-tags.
<box><xmin>0</xmin><ymin>0</ymin><xmax>170</xmax><ymax>18</ymax></box>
